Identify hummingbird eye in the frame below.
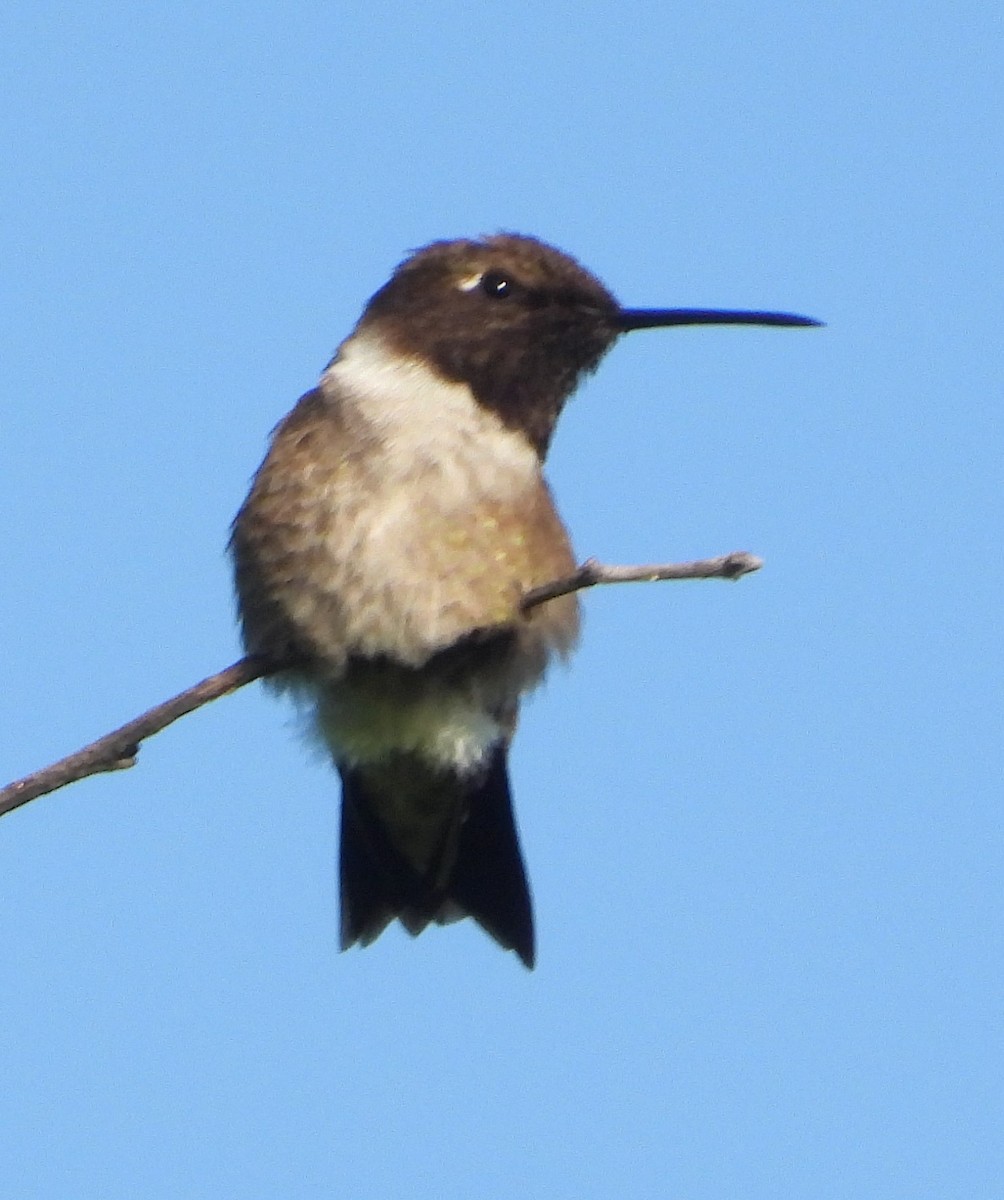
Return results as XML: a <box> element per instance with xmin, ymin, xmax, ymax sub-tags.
<box><xmin>480</xmin><ymin>271</ymin><xmax>512</xmax><ymax>299</ymax></box>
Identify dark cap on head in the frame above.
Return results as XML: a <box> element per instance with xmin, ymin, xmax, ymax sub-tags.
<box><xmin>360</xmin><ymin>234</ymin><xmax>622</xmax><ymax>453</ymax></box>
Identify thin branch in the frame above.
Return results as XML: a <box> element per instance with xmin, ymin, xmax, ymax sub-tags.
<box><xmin>1</xmin><ymin>550</ymin><xmax>762</xmax><ymax>817</ymax></box>
<box><xmin>520</xmin><ymin>550</ymin><xmax>762</xmax><ymax>611</ymax></box>
<box><xmin>0</xmin><ymin>657</ymin><xmax>275</xmax><ymax>819</ymax></box>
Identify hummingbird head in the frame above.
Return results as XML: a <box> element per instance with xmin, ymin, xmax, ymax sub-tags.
<box><xmin>356</xmin><ymin>233</ymin><xmax>820</xmax><ymax>456</ymax></box>
<box><xmin>357</xmin><ymin>234</ymin><xmax>621</xmax><ymax>454</ymax></box>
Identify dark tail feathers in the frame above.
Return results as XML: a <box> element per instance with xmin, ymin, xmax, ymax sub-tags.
<box><xmin>338</xmin><ymin>746</ymin><xmax>535</xmax><ymax>968</ymax></box>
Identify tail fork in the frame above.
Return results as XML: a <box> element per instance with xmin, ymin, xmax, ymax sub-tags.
<box><xmin>338</xmin><ymin>746</ymin><xmax>535</xmax><ymax>968</ymax></box>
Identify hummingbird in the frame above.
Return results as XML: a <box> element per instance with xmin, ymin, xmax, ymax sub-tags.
<box><xmin>229</xmin><ymin>233</ymin><xmax>818</xmax><ymax>968</ymax></box>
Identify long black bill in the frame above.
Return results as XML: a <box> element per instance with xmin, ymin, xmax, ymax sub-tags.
<box><xmin>618</xmin><ymin>307</ymin><xmax>822</xmax><ymax>331</ymax></box>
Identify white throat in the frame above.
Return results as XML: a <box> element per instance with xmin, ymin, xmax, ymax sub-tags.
<box><xmin>322</xmin><ymin>331</ymin><xmax>539</xmax><ymax>493</ymax></box>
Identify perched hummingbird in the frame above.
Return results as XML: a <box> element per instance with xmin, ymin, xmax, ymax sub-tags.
<box><xmin>230</xmin><ymin>233</ymin><xmax>818</xmax><ymax>968</ymax></box>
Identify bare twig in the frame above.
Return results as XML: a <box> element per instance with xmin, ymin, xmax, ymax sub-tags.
<box><xmin>0</xmin><ymin>657</ymin><xmax>274</xmax><ymax>818</ymax></box>
<box><xmin>1</xmin><ymin>550</ymin><xmax>762</xmax><ymax>816</ymax></box>
<box><xmin>520</xmin><ymin>550</ymin><xmax>762</xmax><ymax>611</ymax></box>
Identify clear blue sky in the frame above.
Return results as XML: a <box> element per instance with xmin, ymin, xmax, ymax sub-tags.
<box><xmin>2</xmin><ymin>3</ymin><xmax>1001</xmax><ymax>1197</ymax></box>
